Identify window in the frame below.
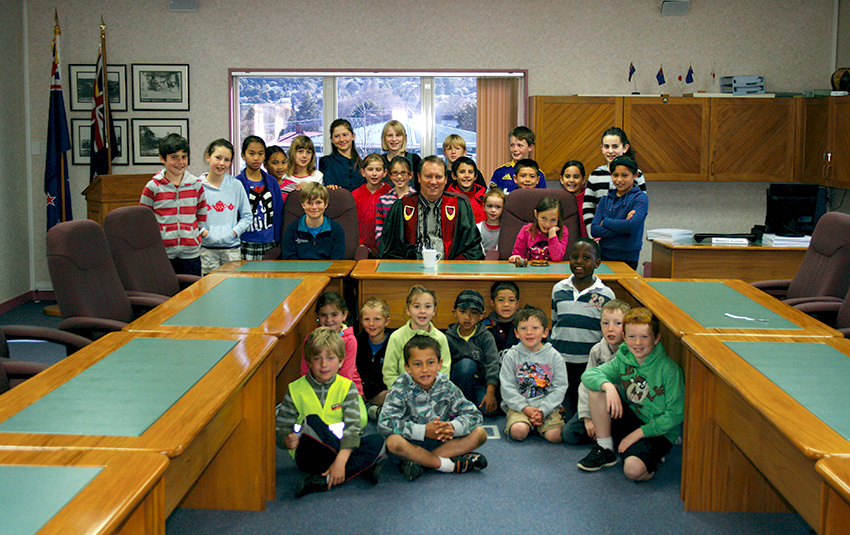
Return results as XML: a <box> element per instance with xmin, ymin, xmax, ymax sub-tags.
<box><xmin>230</xmin><ymin>71</ymin><xmax>523</xmax><ymax>173</ymax></box>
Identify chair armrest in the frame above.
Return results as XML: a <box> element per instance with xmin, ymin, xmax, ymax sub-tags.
<box><xmin>839</xmin><ymin>327</ymin><xmax>850</xmax><ymax>338</ymax></box>
<box><xmin>1</xmin><ymin>325</ymin><xmax>91</xmax><ymax>355</ymax></box>
<box><xmin>263</xmin><ymin>247</ymin><xmax>282</xmax><ymax>260</ymax></box>
<box><xmin>176</xmin><ymin>274</ymin><xmax>201</xmax><ymax>289</ymax></box>
<box><xmin>2</xmin><ymin>359</ymin><xmax>50</xmax><ymax>377</ymax></box>
<box><xmin>784</xmin><ymin>296</ymin><xmax>843</xmax><ymax>307</ymax></box>
<box><xmin>793</xmin><ymin>300</ymin><xmax>842</xmax><ymax>326</ymax></box>
<box><xmin>354</xmin><ymin>245</ymin><xmax>370</xmax><ymax>261</ymax></box>
<box><xmin>485</xmin><ymin>250</ymin><xmax>500</xmax><ymax>261</ymax></box>
<box><xmin>58</xmin><ymin>317</ymin><xmax>127</xmax><ymax>339</ymax></box>
<box><xmin>750</xmin><ymin>279</ymin><xmax>792</xmax><ymax>299</ymax></box>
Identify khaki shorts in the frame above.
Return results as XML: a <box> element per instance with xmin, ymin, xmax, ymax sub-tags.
<box><xmin>505</xmin><ymin>408</ymin><xmax>564</xmax><ymax>435</ymax></box>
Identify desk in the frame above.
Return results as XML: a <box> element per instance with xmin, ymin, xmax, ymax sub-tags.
<box><xmin>817</xmin><ymin>457</ymin><xmax>850</xmax><ymax>535</ymax></box>
<box><xmin>651</xmin><ymin>239</ymin><xmax>806</xmax><ymax>282</ymax></box>
<box><xmin>124</xmin><ymin>273</ymin><xmax>329</xmax><ymax>401</ymax></box>
<box><xmin>680</xmin><ymin>334</ymin><xmax>850</xmax><ymax>533</ymax></box>
<box><xmin>0</xmin><ymin>331</ymin><xmax>277</xmax><ymax>514</ymax></box>
<box><xmin>350</xmin><ymin>260</ymin><xmax>639</xmax><ymax>329</ymax></box>
<box><xmin>0</xmin><ymin>449</ymin><xmax>167</xmax><ymax>535</ymax></box>
<box><xmin>618</xmin><ymin>278</ymin><xmax>841</xmax><ymax>365</ymax></box>
<box><xmin>213</xmin><ymin>260</ymin><xmax>354</xmax><ymax>295</ymax></box>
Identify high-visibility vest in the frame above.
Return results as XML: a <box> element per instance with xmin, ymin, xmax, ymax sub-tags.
<box><xmin>288</xmin><ymin>375</ymin><xmax>367</xmax><ymax>456</ymax></box>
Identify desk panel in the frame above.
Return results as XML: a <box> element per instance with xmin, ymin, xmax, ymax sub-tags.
<box><xmin>817</xmin><ymin>457</ymin><xmax>850</xmax><ymax>535</ymax></box>
<box><xmin>213</xmin><ymin>260</ymin><xmax>354</xmax><ymax>295</ymax></box>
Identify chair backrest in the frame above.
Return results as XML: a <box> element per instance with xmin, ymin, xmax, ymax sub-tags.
<box><xmin>787</xmin><ymin>211</ymin><xmax>850</xmax><ymax>300</ymax></box>
<box><xmin>495</xmin><ymin>188</ymin><xmax>580</xmax><ymax>260</ymax></box>
<box><xmin>282</xmin><ymin>187</ymin><xmax>360</xmax><ymax>259</ymax></box>
<box><xmin>46</xmin><ymin>219</ymin><xmax>133</xmax><ymax>323</ymax></box>
<box><xmin>103</xmin><ymin>206</ymin><xmax>181</xmax><ymax>297</ymax></box>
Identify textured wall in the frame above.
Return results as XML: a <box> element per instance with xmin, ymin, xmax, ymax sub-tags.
<box><xmin>9</xmin><ymin>0</ymin><xmax>840</xmax><ymax>293</ymax></box>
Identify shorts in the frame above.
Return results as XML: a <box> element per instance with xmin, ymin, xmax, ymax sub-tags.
<box><xmin>611</xmin><ymin>402</ymin><xmax>672</xmax><ymax>474</ymax></box>
<box><xmin>200</xmin><ymin>246</ymin><xmax>241</xmax><ymax>275</ymax></box>
<box><xmin>505</xmin><ymin>408</ymin><xmax>564</xmax><ymax>435</ymax></box>
<box><xmin>241</xmin><ymin>241</ymin><xmax>276</xmax><ymax>260</ymax></box>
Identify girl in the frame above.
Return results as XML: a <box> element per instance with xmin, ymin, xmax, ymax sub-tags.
<box><xmin>381</xmin><ymin>120</ymin><xmax>421</xmax><ymax>182</ymax></box>
<box><xmin>356</xmin><ymin>297</ymin><xmax>394</xmax><ymax>419</ymax></box>
<box><xmin>446</xmin><ymin>157</ymin><xmax>486</xmax><ymax>224</ymax></box>
<box><xmin>199</xmin><ymin>139</ymin><xmax>252</xmax><ymax>274</ymax></box>
<box><xmin>351</xmin><ymin>154</ymin><xmax>392</xmax><ymax>256</ymax></box>
<box><xmin>319</xmin><ymin>119</ymin><xmax>364</xmax><ymax>192</ymax></box>
<box><xmin>235</xmin><ymin>136</ymin><xmax>283</xmax><ymax>260</ymax></box>
<box><xmin>591</xmin><ymin>156</ymin><xmax>649</xmax><ymax>271</ymax></box>
<box><xmin>375</xmin><ymin>156</ymin><xmax>415</xmax><ymax>245</ymax></box>
<box><xmin>300</xmin><ymin>291</ymin><xmax>363</xmax><ymax>395</ymax></box>
<box><xmin>559</xmin><ymin>160</ymin><xmax>588</xmax><ymax>238</ymax></box>
<box><xmin>508</xmin><ymin>196</ymin><xmax>570</xmax><ymax>263</ymax></box>
<box><xmin>477</xmin><ymin>187</ymin><xmax>505</xmax><ymax>256</ymax></box>
<box><xmin>583</xmin><ymin>127</ymin><xmax>646</xmax><ymax>236</ymax></box>
<box><xmin>265</xmin><ymin>145</ymin><xmax>296</xmax><ymax>203</ymax></box>
<box><xmin>283</xmin><ymin>135</ymin><xmax>323</xmax><ymax>188</ymax></box>
<box><xmin>381</xmin><ymin>285</ymin><xmax>451</xmax><ymax>389</ymax></box>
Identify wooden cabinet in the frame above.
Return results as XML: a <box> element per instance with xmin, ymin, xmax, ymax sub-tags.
<box><xmin>801</xmin><ymin>96</ymin><xmax>850</xmax><ymax>189</ymax></box>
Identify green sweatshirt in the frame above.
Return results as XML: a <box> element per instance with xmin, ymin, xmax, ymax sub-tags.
<box><xmin>581</xmin><ymin>341</ymin><xmax>684</xmax><ymax>444</ymax></box>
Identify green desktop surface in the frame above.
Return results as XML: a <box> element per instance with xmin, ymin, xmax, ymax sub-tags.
<box><xmin>0</xmin><ymin>338</ymin><xmax>236</xmax><ymax>436</ymax></box>
<box><xmin>376</xmin><ymin>261</ymin><xmax>615</xmax><ymax>275</ymax></box>
<box><xmin>236</xmin><ymin>261</ymin><xmax>332</xmax><ymax>272</ymax></box>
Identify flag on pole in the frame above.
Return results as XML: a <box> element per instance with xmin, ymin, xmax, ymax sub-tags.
<box><xmin>685</xmin><ymin>65</ymin><xmax>695</xmax><ymax>84</ymax></box>
<box><xmin>628</xmin><ymin>62</ymin><xmax>636</xmax><ymax>82</ymax></box>
<box><xmin>656</xmin><ymin>66</ymin><xmax>666</xmax><ymax>85</ymax></box>
<box><xmin>44</xmin><ymin>11</ymin><xmax>72</xmax><ymax>230</ymax></box>
<box><xmin>89</xmin><ymin>18</ymin><xmax>116</xmax><ymax>182</ymax></box>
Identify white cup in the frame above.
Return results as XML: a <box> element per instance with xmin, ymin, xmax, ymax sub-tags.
<box><xmin>422</xmin><ymin>248</ymin><xmax>443</xmax><ymax>269</ymax></box>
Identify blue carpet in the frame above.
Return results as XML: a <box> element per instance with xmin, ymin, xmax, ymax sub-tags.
<box><xmin>166</xmin><ymin>416</ymin><xmax>813</xmax><ymax>535</ymax></box>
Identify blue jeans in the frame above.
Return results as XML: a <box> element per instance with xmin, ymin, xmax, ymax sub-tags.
<box><xmin>450</xmin><ymin>358</ymin><xmax>492</xmax><ymax>413</ymax></box>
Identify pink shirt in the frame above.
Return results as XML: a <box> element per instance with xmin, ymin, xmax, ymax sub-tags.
<box><xmin>511</xmin><ymin>222</ymin><xmax>569</xmax><ymax>262</ymax></box>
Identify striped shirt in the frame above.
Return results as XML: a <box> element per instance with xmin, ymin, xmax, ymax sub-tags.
<box><xmin>550</xmin><ymin>275</ymin><xmax>615</xmax><ymax>364</ymax></box>
<box><xmin>139</xmin><ymin>169</ymin><xmax>207</xmax><ymax>259</ymax></box>
<box><xmin>375</xmin><ymin>187</ymin><xmax>415</xmax><ymax>245</ymax></box>
<box><xmin>583</xmin><ymin>164</ymin><xmax>646</xmax><ymax>236</ymax></box>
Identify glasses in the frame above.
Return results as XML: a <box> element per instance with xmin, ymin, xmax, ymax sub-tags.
<box><xmin>390</xmin><ymin>171</ymin><xmax>410</xmax><ymax>178</ymax></box>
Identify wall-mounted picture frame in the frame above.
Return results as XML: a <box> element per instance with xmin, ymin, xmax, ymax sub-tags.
<box><xmin>131</xmin><ymin>63</ymin><xmax>190</xmax><ymax>111</ymax></box>
<box><xmin>132</xmin><ymin>118</ymin><xmax>189</xmax><ymax>164</ymax></box>
<box><xmin>68</xmin><ymin>64</ymin><xmax>128</xmax><ymax>112</ymax></box>
<box><xmin>71</xmin><ymin>118</ymin><xmax>129</xmax><ymax>166</ymax></box>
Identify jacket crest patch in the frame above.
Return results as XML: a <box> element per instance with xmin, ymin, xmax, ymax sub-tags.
<box><xmin>404</xmin><ymin>205</ymin><xmax>415</xmax><ymax>220</ymax></box>
<box><xmin>445</xmin><ymin>205</ymin><xmax>456</xmax><ymax>221</ymax></box>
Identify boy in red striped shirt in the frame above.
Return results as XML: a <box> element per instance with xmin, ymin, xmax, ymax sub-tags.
<box><xmin>139</xmin><ymin>133</ymin><xmax>208</xmax><ymax>276</ymax></box>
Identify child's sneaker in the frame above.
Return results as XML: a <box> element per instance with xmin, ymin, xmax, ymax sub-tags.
<box><xmin>400</xmin><ymin>459</ymin><xmax>423</xmax><ymax>481</ymax></box>
<box><xmin>577</xmin><ymin>445</ymin><xmax>618</xmax><ymax>471</ymax></box>
<box><xmin>361</xmin><ymin>463</ymin><xmax>382</xmax><ymax>484</ymax></box>
<box><xmin>294</xmin><ymin>474</ymin><xmax>328</xmax><ymax>497</ymax></box>
<box><xmin>451</xmin><ymin>451</ymin><xmax>488</xmax><ymax>473</ymax></box>
<box><xmin>366</xmin><ymin>403</ymin><xmax>381</xmax><ymax>422</ymax></box>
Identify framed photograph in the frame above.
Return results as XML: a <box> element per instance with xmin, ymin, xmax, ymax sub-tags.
<box><xmin>71</xmin><ymin>118</ymin><xmax>129</xmax><ymax>166</ymax></box>
<box><xmin>131</xmin><ymin>63</ymin><xmax>190</xmax><ymax>111</ymax></box>
<box><xmin>132</xmin><ymin>118</ymin><xmax>189</xmax><ymax>164</ymax></box>
<box><xmin>68</xmin><ymin>64</ymin><xmax>128</xmax><ymax>112</ymax></box>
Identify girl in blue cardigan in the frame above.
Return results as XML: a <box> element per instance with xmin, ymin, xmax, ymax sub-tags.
<box><xmin>590</xmin><ymin>156</ymin><xmax>648</xmax><ymax>270</ymax></box>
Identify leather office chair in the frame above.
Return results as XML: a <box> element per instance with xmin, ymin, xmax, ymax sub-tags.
<box><xmin>752</xmin><ymin>211</ymin><xmax>850</xmax><ymax>304</ymax></box>
<box><xmin>265</xmin><ymin>187</ymin><xmax>368</xmax><ymax>260</ymax></box>
<box><xmin>46</xmin><ymin>219</ymin><xmax>163</xmax><ymax>339</ymax></box>
<box><xmin>0</xmin><ymin>326</ymin><xmax>90</xmax><ymax>393</ymax></box>
<box><xmin>794</xmin><ymin>287</ymin><xmax>850</xmax><ymax>337</ymax></box>
<box><xmin>104</xmin><ymin>206</ymin><xmax>200</xmax><ymax>297</ymax></box>
<box><xmin>486</xmin><ymin>188</ymin><xmax>580</xmax><ymax>260</ymax></box>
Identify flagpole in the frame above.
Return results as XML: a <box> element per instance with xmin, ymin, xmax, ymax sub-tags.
<box><xmin>55</xmin><ymin>10</ymin><xmax>66</xmax><ymax>222</ymax></box>
<box><xmin>99</xmin><ymin>16</ymin><xmax>112</xmax><ymax>174</ymax></box>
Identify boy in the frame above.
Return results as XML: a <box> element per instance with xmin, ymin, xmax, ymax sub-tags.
<box><xmin>550</xmin><ymin>238</ymin><xmax>615</xmax><ymax>418</ymax></box>
<box><xmin>378</xmin><ymin>335</ymin><xmax>488</xmax><ymax>481</ymax></box>
<box><xmin>356</xmin><ymin>297</ymin><xmax>394</xmax><ymax>420</ymax></box>
<box><xmin>500</xmin><ymin>306</ymin><xmax>567</xmax><ymax>443</ymax></box>
<box><xmin>577</xmin><ymin>308</ymin><xmax>684</xmax><ymax>481</ymax></box>
<box><xmin>445</xmin><ymin>290</ymin><xmax>500</xmax><ymax>414</ymax></box>
<box><xmin>477</xmin><ymin>187</ymin><xmax>505</xmax><ymax>256</ymax></box>
<box><xmin>513</xmin><ymin>159</ymin><xmax>543</xmax><ymax>191</ymax></box>
<box><xmin>276</xmin><ymin>327</ymin><xmax>385</xmax><ymax>497</ymax></box>
<box><xmin>351</xmin><ymin>154</ymin><xmax>392</xmax><ymax>257</ymax></box>
<box><xmin>446</xmin><ymin>156</ymin><xmax>486</xmax><ymax>223</ymax></box>
<box><xmin>562</xmin><ymin>299</ymin><xmax>631</xmax><ymax>444</ymax></box>
<box><xmin>489</xmin><ymin>126</ymin><xmax>546</xmax><ymax>193</ymax></box>
<box><xmin>481</xmin><ymin>281</ymin><xmax>520</xmax><ymax>356</ymax></box>
<box><xmin>139</xmin><ymin>133</ymin><xmax>207</xmax><ymax>276</ymax></box>
<box><xmin>280</xmin><ymin>182</ymin><xmax>345</xmax><ymax>260</ymax></box>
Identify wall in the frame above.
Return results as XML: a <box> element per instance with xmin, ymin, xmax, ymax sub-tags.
<box><xmin>4</xmin><ymin>0</ymin><xmax>838</xmax><ymax>298</ymax></box>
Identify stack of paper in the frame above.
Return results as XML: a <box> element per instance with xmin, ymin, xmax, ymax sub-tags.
<box><xmin>721</xmin><ymin>75</ymin><xmax>765</xmax><ymax>95</ymax></box>
<box><xmin>647</xmin><ymin>228</ymin><xmax>694</xmax><ymax>242</ymax></box>
<box><xmin>762</xmin><ymin>233</ymin><xmax>811</xmax><ymax>247</ymax></box>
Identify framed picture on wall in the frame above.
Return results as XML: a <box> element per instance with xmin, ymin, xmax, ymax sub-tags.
<box><xmin>131</xmin><ymin>63</ymin><xmax>190</xmax><ymax>111</ymax></box>
<box><xmin>68</xmin><ymin>64</ymin><xmax>128</xmax><ymax>112</ymax></box>
<box><xmin>132</xmin><ymin>118</ymin><xmax>189</xmax><ymax>164</ymax></box>
<box><xmin>71</xmin><ymin>118</ymin><xmax>129</xmax><ymax>166</ymax></box>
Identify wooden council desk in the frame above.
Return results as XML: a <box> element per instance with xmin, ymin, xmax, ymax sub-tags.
<box><xmin>0</xmin><ymin>332</ymin><xmax>277</xmax><ymax>514</ymax></box>
<box><xmin>350</xmin><ymin>260</ymin><xmax>639</xmax><ymax>329</ymax></box>
<box><xmin>817</xmin><ymin>457</ymin><xmax>850</xmax><ymax>535</ymax></box>
<box><xmin>0</xmin><ymin>449</ymin><xmax>168</xmax><ymax>535</ymax></box>
<box><xmin>651</xmin><ymin>239</ymin><xmax>807</xmax><ymax>282</ymax></box>
<box><xmin>124</xmin><ymin>273</ymin><xmax>329</xmax><ymax>401</ymax></box>
<box><xmin>680</xmin><ymin>334</ymin><xmax>850</xmax><ymax>534</ymax></box>
<box><xmin>617</xmin><ymin>278</ymin><xmax>841</xmax><ymax>366</ymax></box>
<box><xmin>212</xmin><ymin>260</ymin><xmax>354</xmax><ymax>295</ymax></box>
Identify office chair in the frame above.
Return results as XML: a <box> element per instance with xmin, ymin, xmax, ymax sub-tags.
<box><xmin>0</xmin><ymin>326</ymin><xmax>90</xmax><ymax>393</ymax></box>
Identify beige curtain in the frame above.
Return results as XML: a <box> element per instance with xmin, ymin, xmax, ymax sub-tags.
<box><xmin>477</xmin><ymin>78</ymin><xmax>519</xmax><ymax>182</ymax></box>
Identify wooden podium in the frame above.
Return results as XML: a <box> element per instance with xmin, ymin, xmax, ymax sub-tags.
<box><xmin>82</xmin><ymin>173</ymin><xmax>152</xmax><ymax>225</ymax></box>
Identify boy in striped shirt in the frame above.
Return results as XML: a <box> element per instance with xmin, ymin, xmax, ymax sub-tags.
<box><xmin>139</xmin><ymin>133</ymin><xmax>207</xmax><ymax>276</ymax></box>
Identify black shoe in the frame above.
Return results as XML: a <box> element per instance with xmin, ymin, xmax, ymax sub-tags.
<box><xmin>294</xmin><ymin>474</ymin><xmax>328</xmax><ymax>497</ymax></box>
<box><xmin>577</xmin><ymin>445</ymin><xmax>618</xmax><ymax>472</ymax></box>
<box><xmin>361</xmin><ymin>463</ymin><xmax>382</xmax><ymax>484</ymax></box>
<box><xmin>400</xmin><ymin>459</ymin><xmax>423</xmax><ymax>481</ymax></box>
<box><xmin>451</xmin><ymin>451</ymin><xmax>488</xmax><ymax>473</ymax></box>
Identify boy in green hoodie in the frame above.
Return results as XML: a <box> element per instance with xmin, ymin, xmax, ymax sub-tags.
<box><xmin>576</xmin><ymin>307</ymin><xmax>684</xmax><ymax>481</ymax></box>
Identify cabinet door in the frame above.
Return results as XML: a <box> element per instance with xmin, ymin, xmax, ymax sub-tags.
<box><xmin>528</xmin><ymin>96</ymin><xmax>622</xmax><ymax>180</ymax></box>
<box><xmin>710</xmin><ymin>98</ymin><xmax>798</xmax><ymax>182</ymax></box>
<box><xmin>801</xmin><ymin>97</ymin><xmax>830</xmax><ymax>183</ymax></box>
<box><xmin>623</xmin><ymin>97</ymin><xmax>710</xmax><ymax>181</ymax></box>
<box><xmin>828</xmin><ymin>98</ymin><xmax>850</xmax><ymax>188</ymax></box>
